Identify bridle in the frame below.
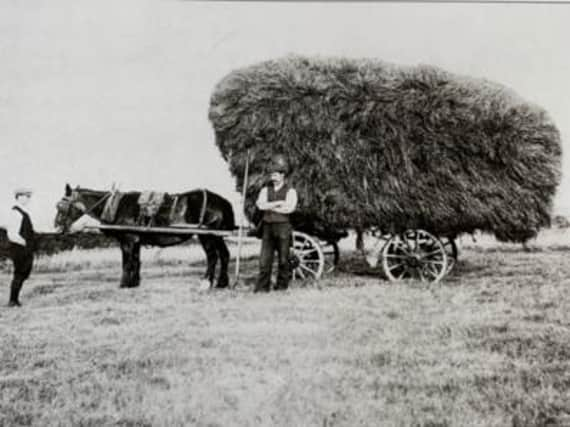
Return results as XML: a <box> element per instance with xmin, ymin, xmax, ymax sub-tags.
<box><xmin>57</xmin><ymin>190</ymin><xmax>112</xmax><ymax>229</ymax></box>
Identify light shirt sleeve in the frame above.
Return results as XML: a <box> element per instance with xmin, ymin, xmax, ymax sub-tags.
<box><xmin>6</xmin><ymin>209</ymin><xmax>25</xmax><ymax>245</ymax></box>
<box><xmin>255</xmin><ymin>187</ymin><xmax>269</xmax><ymax>210</ymax></box>
<box><xmin>274</xmin><ymin>188</ymin><xmax>298</xmax><ymax>214</ymax></box>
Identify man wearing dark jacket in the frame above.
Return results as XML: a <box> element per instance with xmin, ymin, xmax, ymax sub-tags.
<box><xmin>4</xmin><ymin>188</ymin><xmax>36</xmax><ymax>307</ymax></box>
<box><xmin>254</xmin><ymin>155</ymin><xmax>298</xmax><ymax>292</ymax></box>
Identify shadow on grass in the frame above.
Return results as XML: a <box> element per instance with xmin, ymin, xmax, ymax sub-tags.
<box><xmin>335</xmin><ymin>252</ymin><xmax>385</xmax><ymax>278</ymax></box>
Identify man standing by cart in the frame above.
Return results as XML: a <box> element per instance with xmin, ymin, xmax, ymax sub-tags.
<box><xmin>254</xmin><ymin>155</ymin><xmax>298</xmax><ymax>292</ymax></box>
<box><xmin>2</xmin><ymin>188</ymin><xmax>36</xmax><ymax>307</ymax></box>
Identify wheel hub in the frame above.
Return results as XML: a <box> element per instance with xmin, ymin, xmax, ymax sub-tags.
<box><xmin>407</xmin><ymin>252</ymin><xmax>423</xmax><ymax>268</ymax></box>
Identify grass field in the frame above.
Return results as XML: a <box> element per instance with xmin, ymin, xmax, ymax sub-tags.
<box><xmin>1</xmin><ymin>231</ymin><xmax>570</xmax><ymax>426</ymax></box>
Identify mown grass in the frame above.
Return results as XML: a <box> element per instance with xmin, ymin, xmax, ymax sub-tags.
<box><xmin>1</xmin><ymin>231</ymin><xmax>570</xmax><ymax>426</ymax></box>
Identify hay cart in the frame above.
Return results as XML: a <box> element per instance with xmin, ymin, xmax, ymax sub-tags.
<box><xmin>209</xmin><ymin>56</ymin><xmax>561</xmax><ymax>286</ymax></box>
<box><xmin>90</xmin><ymin>214</ymin><xmax>456</xmax><ymax>285</ymax></box>
<box><xmin>89</xmin><ymin>146</ymin><xmax>458</xmax><ymax>285</ymax></box>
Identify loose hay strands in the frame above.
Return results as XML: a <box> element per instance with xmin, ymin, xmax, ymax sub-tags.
<box><xmin>209</xmin><ymin>55</ymin><xmax>561</xmax><ymax>242</ymax></box>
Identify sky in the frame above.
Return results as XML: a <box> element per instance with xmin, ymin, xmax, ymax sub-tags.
<box><xmin>1</xmin><ymin>0</ymin><xmax>569</xmax><ymax>231</ymax></box>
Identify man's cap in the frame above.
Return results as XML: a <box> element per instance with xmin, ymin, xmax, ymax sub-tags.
<box><xmin>269</xmin><ymin>154</ymin><xmax>290</xmax><ymax>174</ymax></box>
<box><xmin>14</xmin><ymin>187</ymin><xmax>33</xmax><ymax>197</ymax></box>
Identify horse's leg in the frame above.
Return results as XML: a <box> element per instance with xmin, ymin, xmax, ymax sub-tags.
<box><xmin>215</xmin><ymin>236</ymin><xmax>230</xmax><ymax>289</ymax></box>
<box><xmin>119</xmin><ymin>235</ymin><xmax>141</xmax><ymax>288</ymax></box>
<box><xmin>198</xmin><ymin>235</ymin><xmax>217</xmax><ymax>287</ymax></box>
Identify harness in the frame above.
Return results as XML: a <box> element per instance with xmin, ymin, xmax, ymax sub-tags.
<box><xmin>199</xmin><ymin>189</ymin><xmax>208</xmax><ymax>227</ymax></box>
<box><xmin>60</xmin><ymin>188</ymin><xmax>210</xmax><ymax>229</ymax></box>
<box><xmin>169</xmin><ymin>189</ymin><xmax>208</xmax><ymax>227</ymax></box>
<box><xmin>81</xmin><ymin>192</ymin><xmax>112</xmax><ymax>217</ymax></box>
<box><xmin>137</xmin><ymin>191</ymin><xmax>166</xmax><ymax>226</ymax></box>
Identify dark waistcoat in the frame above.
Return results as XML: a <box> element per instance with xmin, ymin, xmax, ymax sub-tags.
<box><xmin>13</xmin><ymin>206</ymin><xmax>35</xmax><ymax>248</ymax></box>
<box><xmin>263</xmin><ymin>183</ymin><xmax>290</xmax><ymax>224</ymax></box>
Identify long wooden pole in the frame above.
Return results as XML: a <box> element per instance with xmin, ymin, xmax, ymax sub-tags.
<box><xmin>89</xmin><ymin>225</ymin><xmax>234</xmax><ymax>236</ymax></box>
<box><xmin>233</xmin><ymin>149</ymin><xmax>250</xmax><ymax>288</ymax></box>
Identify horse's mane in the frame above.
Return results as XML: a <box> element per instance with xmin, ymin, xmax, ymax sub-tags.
<box><xmin>72</xmin><ymin>187</ymin><xmax>109</xmax><ymax>197</ymax></box>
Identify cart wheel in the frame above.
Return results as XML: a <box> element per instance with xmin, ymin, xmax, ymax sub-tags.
<box><xmin>382</xmin><ymin>229</ymin><xmax>448</xmax><ymax>283</ymax></box>
<box><xmin>321</xmin><ymin>241</ymin><xmax>339</xmax><ymax>273</ymax></box>
<box><xmin>290</xmin><ymin>231</ymin><xmax>324</xmax><ymax>281</ymax></box>
<box><xmin>441</xmin><ymin>237</ymin><xmax>458</xmax><ymax>273</ymax></box>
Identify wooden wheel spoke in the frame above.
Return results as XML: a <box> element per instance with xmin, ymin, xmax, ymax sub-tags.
<box><xmin>295</xmin><ymin>248</ymin><xmax>319</xmax><ymax>258</ymax></box>
<box><xmin>423</xmin><ymin>259</ymin><xmax>446</xmax><ymax>265</ymax></box>
<box><xmin>394</xmin><ymin>265</ymin><xmax>411</xmax><ymax>280</ymax></box>
<box><xmin>293</xmin><ymin>243</ymin><xmax>311</xmax><ymax>251</ymax></box>
<box><xmin>391</xmin><ymin>241</ymin><xmax>412</xmax><ymax>255</ymax></box>
<box><xmin>404</xmin><ymin>237</ymin><xmax>414</xmax><ymax>252</ymax></box>
<box><xmin>423</xmin><ymin>248</ymin><xmax>445</xmax><ymax>258</ymax></box>
<box><xmin>299</xmin><ymin>263</ymin><xmax>317</xmax><ymax>275</ymax></box>
<box><xmin>422</xmin><ymin>263</ymin><xmax>439</xmax><ymax>279</ymax></box>
<box><xmin>415</xmin><ymin>232</ymin><xmax>421</xmax><ymax>251</ymax></box>
<box><xmin>418</xmin><ymin>266</ymin><xmax>426</xmax><ymax>282</ymax></box>
<box><xmin>387</xmin><ymin>262</ymin><xmax>405</xmax><ymax>272</ymax></box>
<box><xmin>385</xmin><ymin>254</ymin><xmax>408</xmax><ymax>260</ymax></box>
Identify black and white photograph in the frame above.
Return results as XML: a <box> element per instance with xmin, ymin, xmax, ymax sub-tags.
<box><xmin>1</xmin><ymin>0</ymin><xmax>569</xmax><ymax>425</ymax></box>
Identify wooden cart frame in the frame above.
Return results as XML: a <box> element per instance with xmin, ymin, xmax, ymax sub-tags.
<box><xmin>89</xmin><ymin>149</ymin><xmax>458</xmax><ymax>285</ymax></box>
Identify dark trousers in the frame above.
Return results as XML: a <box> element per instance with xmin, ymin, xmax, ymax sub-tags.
<box><xmin>256</xmin><ymin>222</ymin><xmax>292</xmax><ymax>291</ymax></box>
<box><xmin>5</xmin><ymin>243</ymin><xmax>34</xmax><ymax>304</ymax></box>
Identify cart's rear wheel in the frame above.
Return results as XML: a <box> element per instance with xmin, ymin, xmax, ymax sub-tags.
<box><xmin>382</xmin><ymin>229</ymin><xmax>448</xmax><ymax>283</ymax></box>
<box><xmin>290</xmin><ymin>231</ymin><xmax>324</xmax><ymax>281</ymax></box>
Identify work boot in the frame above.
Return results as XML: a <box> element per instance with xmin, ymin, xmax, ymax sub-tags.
<box><xmin>9</xmin><ymin>281</ymin><xmax>23</xmax><ymax>307</ymax></box>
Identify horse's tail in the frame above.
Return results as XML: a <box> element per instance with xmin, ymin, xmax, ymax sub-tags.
<box><xmin>224</xmin><ymin>198</ymin><xmax>236</xmax><ymax>230</ymax></box>
<box><xmin>205</xmin><ymin>190</ymin><xmax>236</xmax><ymax>230</ymax></box>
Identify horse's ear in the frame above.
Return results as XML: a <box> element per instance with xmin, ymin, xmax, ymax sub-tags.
<box><xmin>65</xmin><ymin>184</ymin><xmax>72</xmax><ymax>196</ymax></box>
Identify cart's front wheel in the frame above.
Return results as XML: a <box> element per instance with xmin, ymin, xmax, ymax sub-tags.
<box><xmin>290</xmin><ymin>231</ymin><xmax>324</xmax><ymax>281</ymax></box>
<box><xmin>382</xmin><ymin>229</ymin><xmax>448</xmax><ymax>283</ymax></box>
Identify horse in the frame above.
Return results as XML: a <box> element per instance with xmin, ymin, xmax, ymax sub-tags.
<box><xmin>54</xmin><ymin>184</ymin><xmax>236</xmax><ymax>289</ymax></box>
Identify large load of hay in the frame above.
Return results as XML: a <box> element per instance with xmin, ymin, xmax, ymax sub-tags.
<box><xmin>208</xmin><ymin>55</ymin><xmax>561</xmax><ymax>242</ymax></box>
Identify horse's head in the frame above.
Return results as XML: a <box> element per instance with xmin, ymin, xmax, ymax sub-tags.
<box><xmin>54</xmin><ymin>184</ymin><xmax>87</xmax><ymax>233</ymax></box>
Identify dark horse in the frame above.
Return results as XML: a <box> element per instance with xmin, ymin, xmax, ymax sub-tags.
<box><xmin>54</xmin><ymin>184</ymin><xmax>235</xmax><ymax>288</ymax></box>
